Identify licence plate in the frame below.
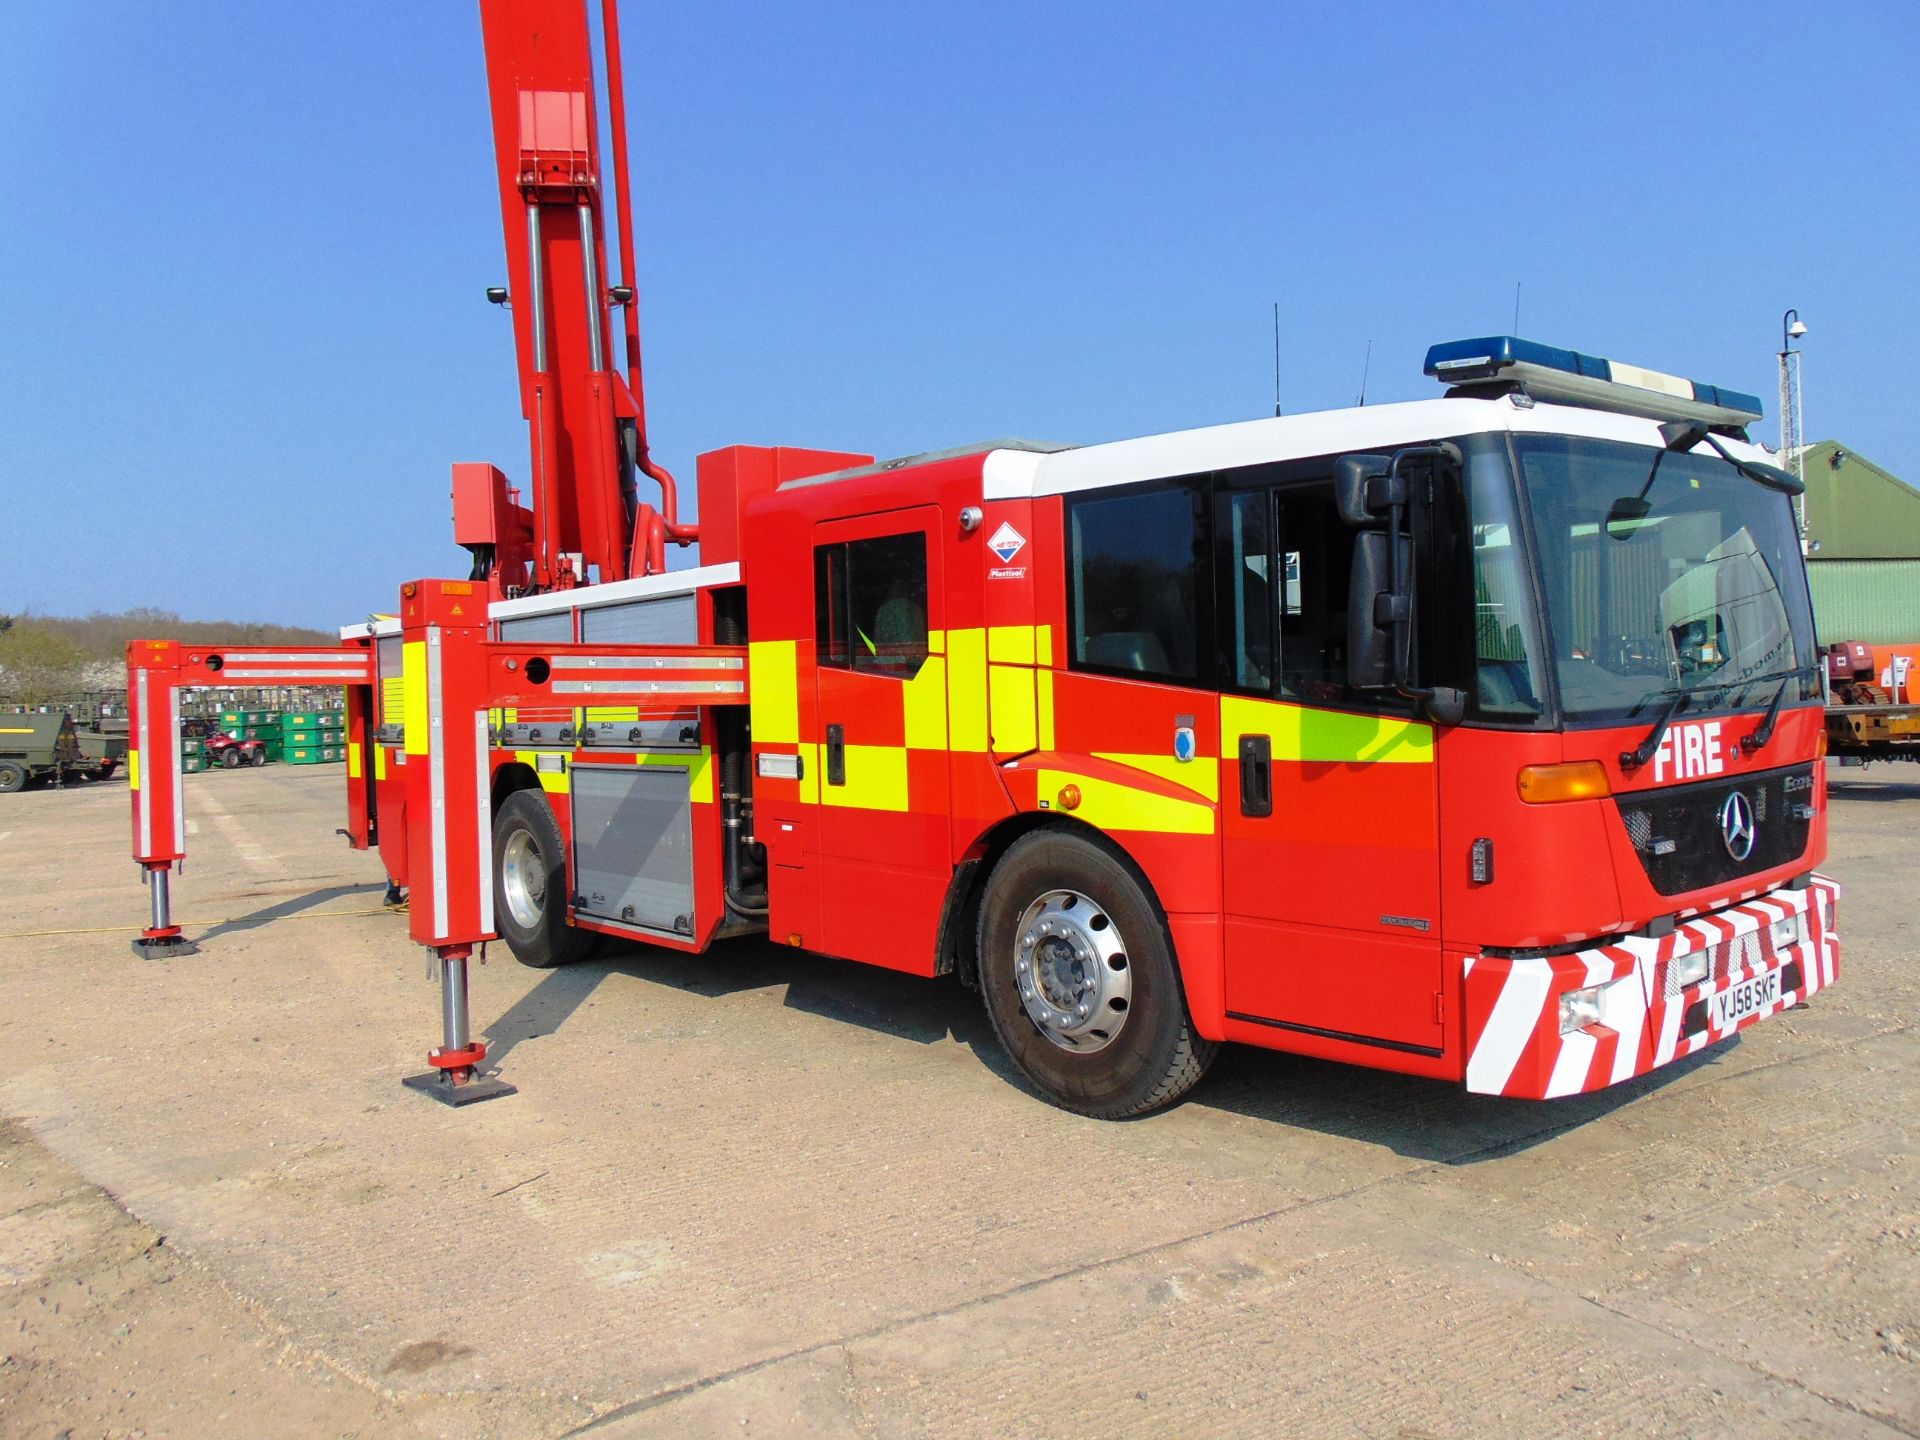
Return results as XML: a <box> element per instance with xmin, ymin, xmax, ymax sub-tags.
<box><xmin>1710</xmin><ymin>968</ymin><xmax>1782</xmax><ymax>1030</ymax></box>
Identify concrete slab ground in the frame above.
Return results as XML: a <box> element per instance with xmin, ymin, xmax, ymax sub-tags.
<box><xmin>1</xmin><ymin>761</ymin><xmax>1915</xmax><ymax>1438</ymax></box>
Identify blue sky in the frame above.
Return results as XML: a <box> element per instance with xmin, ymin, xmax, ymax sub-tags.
<box><xmin>3</xmin><ymin>1</ymin><xmax>1915</xmax><ymax>627</ymax></box>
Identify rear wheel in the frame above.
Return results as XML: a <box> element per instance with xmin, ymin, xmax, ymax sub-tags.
<box><xmin>249</xmin><ymin>748</ymin><xmax>267</xmax><ymax>767</ymax></box>
<box><xmin>976</xmin><ymin>829</ymin><xmax>1217</xmax><ymax>1118</ymax></box>
<box><xmin>95</xmin><ymin>762</ymin><xmax>117</xmax><ymax>781</ymax></box>
<box><xmin>492</xmin><ymin>788</ymin><xmax>595</xmax><ymax>968</ymax></box>
<box><xmin>0</xmin><ymin>761</ymin><xmax>27</xmax><ymax>794</ymax></box>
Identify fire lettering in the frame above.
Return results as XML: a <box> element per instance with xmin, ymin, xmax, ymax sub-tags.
<box><xmin>1653</xmin><ymin>720</ymin><xmax>1726</xmax><ymax>782</ymax></box>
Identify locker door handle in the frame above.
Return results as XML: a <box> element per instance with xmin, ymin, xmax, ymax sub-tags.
<box><xmin>825</xmin><ymin>723</ymin><xmax>846</xmax><ymax>786</ymax></box>
<box><xmin>1238</xmin><ymin>734</ymin><xmax>1272</xmax><ymax>817</ymax></box>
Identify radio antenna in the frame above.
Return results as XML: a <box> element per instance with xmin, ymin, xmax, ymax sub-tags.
<box><xmin>1513</xmin><ymin>281</ymin><xmax>1522</xmax><ymax>334</ymax></box>
<box><xmin>1357</xmin><ymin>339</ymin><xmax>1373</xmax><ymax>407</ymax></box>
<box><xmin>1272</xmin><ymin>302</ymin><xmax>1282</xmax><ymax>416</ymax></box>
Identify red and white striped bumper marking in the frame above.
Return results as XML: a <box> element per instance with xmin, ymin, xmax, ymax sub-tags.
<box><xmin>1464</xmin><ymin>877</ymin><xmax>1840</xmax><ymax>1099</ymax></box>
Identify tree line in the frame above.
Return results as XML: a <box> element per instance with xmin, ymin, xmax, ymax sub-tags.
<box><xmin>0</xmin><ymin>610</ymin><xmax>335</xmax><ymax>705</ymax></box>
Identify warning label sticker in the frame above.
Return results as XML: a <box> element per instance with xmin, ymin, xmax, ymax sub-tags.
<box><xmin>987</xmin><ymin>522</ymin><xmax>1026</xmax><ymax>564</ymax></box>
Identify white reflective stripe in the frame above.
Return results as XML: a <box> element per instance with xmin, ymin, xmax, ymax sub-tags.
<box><xmin>216</xmin><ymin>651</ymin><xmax>364</xmax><ymax>663</ymax></box>
<box><xmin>1653</xmin><ymin>992</ymin><xmax>1684</xmax><ymax>1066</ymax></box>
<box><xmin>136</xmin><ymin>669</ymin><xmax>152</xmax><ymax>855</ymax></box>
<box><xmin>427</xmin><ymin>627</ymin><xmax>448</xmax><ymax>940</ymax></box>
<box><xmin>1609</xmin><ymin>946</ymin><xmax>1654</xmax><ymax>1085</ymax></box>
<box><xmin>170</xmin><ymin>689</ymin><xmax>184</xmax><ymax>855</ymax></box>
<box><xmin>1545</xmin><ymin>1030</ymin><xmax>1597</xmax><ymax>1099</ymax></box>
<box><xmin>475</xmin><ymin>709</ymin><xmax>494</xmax><ymax>937</ymax></box>
<box><xmin>1614</xmin><ymin>933</ymin><xmax>1661</xmax><ymax>1005</ymax></box>
<box><xmin>549</xmin><ymin>679</ymin><xmax>744</xmax><ymax>695</ymax></box>
<box><xmin>548</xmin><ymin>654</ymin><xmax>743</xmax><ymax>671</ymax></box>
<box><xmin>1466</xmin><ymin>959</ymin><xmax>1552</xmax><ymax>1095</ymax></box>
<box><xmin>217</xmin><ymin>667</ymin><xmax>373</xmax><ymax>680</ymax></box>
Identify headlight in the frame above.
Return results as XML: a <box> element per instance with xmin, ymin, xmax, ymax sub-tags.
<box><xmin>1559</xmin><ymin>984</ymin><xmax>1605</xmax><ymax>1035</ymax></box>
<box><xmin>1770</xmin><ymin>914</ymin><xmax>1807</xmax><ymax>951</ymax></box>
<box><xmin>1672</xmin><ymin>950</ymin><xmax>1711</xmax><ymax>989</ymax></box>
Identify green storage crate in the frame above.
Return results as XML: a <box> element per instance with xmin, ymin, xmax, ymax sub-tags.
<box><xmin>182</xmin><ymin>753</ymin><xmax>209</xmax><ymax>773</ymax></box>
<box><xmin>318</xmin><ymin>713</ymin><xmax>345</xmax><ymax>731</ymax></box>
<box><xmin>280</xmin><ymin>726</ymin><xmax>321</xmax><ymax>744</ymax></box>
<box><xmin>219</xmin><ymin>709</ymin><xmax>276</xmax><ymax>728</ymax></box>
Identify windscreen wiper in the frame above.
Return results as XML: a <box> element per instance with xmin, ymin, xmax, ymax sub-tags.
<box><xmin>1621</xmin><ymin>689</ymin><xmax>1688</xmax><ymax>772</ymax></box>
<box><xmin>1740</xmin><ymin>673</ymin><xmax>1797</xmax><ymax>756</ymax></box>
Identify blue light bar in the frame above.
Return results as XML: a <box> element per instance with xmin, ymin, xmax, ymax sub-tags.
<box><xmin>1424</xmin><ymin>336</ymin><xmax>1764</xmax><ymax>428</ymax></box>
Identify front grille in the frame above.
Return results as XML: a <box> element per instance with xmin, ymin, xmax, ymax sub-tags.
<box><xmin>1616</xmin><ymin>763</ymin><xmax>1815</xmax><ymax>897</ymax></box>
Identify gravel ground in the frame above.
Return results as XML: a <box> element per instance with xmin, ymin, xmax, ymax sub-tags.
<box><xmin>0</xmin><ymin>760</ymin><xmax>1915</xmax><ymax>1439</ymax></box>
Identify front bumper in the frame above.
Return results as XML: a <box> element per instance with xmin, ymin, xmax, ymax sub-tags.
<box><xmin>1463</xmin><ymin>875</ymin><xmax>1840</xmax><ymax>1098</ymax></box>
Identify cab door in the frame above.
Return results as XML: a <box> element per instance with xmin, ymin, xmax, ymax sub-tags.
<box><xmin>810</xmin><ymin>506</ymin><xmax>952</xmax><ymax>973</ymax></box>
<box><xmin>1217</xmin><ymin>479</ymin><xmax>1446</xmax><ymax>1055</ymax></box>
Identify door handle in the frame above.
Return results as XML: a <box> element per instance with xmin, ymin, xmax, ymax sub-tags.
<box><xmin>1238</xmin><ymin>734</ymin><xmax>1272</xmax><ymax>817</ymax></box>
<box><xmin>825</xmin><ymin>723</ymin><xmax>846</xmax><ymax>786</ymax></box>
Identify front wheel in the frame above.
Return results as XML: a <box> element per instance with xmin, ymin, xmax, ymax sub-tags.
<box><xmin>0</xmin><ymin>761</ymin><xmax>27</xmax><ymax>794</ymax></box>
<box><xmin>249</xmin><ymin>748</ymin><xmax>267</xmax><ymax>767</ymax></box>
<box><xmin>220</xmin><ymin>747</ymin><xmax>243</xmax><ymax>769</ymax></box>
<box><xmin>491</xmin><ymin>788</ymin><xmax>596</xmax><ymax>968</ymax></box>
<box><xmin>977</xmin><ymin>829</ymin><xmax>1217</xmax><ymax>1118</ymax></box>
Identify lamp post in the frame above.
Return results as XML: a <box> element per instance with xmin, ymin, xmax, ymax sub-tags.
<box><xmin>1779</xmin><ymin>308</ymin><xmax>1808</xmax><ymax>544</ymax></box>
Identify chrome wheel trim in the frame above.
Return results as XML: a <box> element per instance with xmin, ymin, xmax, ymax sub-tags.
<box><xmin>1012</xmin><ymin>888</ymin><xmax>1133</xmax><ymax>1053</ymax></box>
<box><xmin>501</xmin><ymin>826</ymin><xmax>547</xmax><ymax>931</ymax></box>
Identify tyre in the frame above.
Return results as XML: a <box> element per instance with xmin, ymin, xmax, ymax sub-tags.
<box><xmin>249</xmin><ymin>748</ymin><xmax>267</xmax><ymax>767</ymax></box>
<box><xmin>95</xmin><ymin>763</ymin><xmax>117</xmax><ymax>781</ymax></box>
<box><xmin>220</xmin><ymin>747</ymin><xmax>243</xmax><ymax>769</ymax></box>
<box><xmin>492</xmin><ymin>787</ymin><xmax>595</xmax><ymax>968</ymax></box>
<box><xmin>976</xmin><ymin>828</ymin><xmax>1217</xmax><ymax>1118</ymax></box>
<box><xmin>0</xmin><ymin>761</ymin><xmax>27</xmax><ymax>794</ymax></box>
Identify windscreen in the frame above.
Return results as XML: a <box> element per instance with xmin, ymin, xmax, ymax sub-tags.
<box><xmin>1512</xmin><ymin>435</ymin><xmax>1817</xmax><ymax>725</ymax></box>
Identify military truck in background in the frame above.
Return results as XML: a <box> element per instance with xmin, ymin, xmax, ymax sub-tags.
<box><xmin>0</xmin><ymin>713</ymin><xmax>84</xmax><ymax>792</ymax></box>
<box><xmin>75</xmin><ymin>717</ymin><xmax>129</xmax><ymax>780</ymax></box>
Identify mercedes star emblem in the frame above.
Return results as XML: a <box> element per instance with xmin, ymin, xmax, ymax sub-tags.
<box><xmin>1719</xmin><ymin>791</ymin><xmax>1757</xmax><ymax>861</ymax></box>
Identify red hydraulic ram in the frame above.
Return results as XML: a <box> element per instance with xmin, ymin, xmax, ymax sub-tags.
<box><xmin>125</xmin><ymin>638</ymin><xmax>376</xmax><ymax>956</ymax></box>
<box><xmin>394</xmin><ymin>578</ymin><xmax>747</xmax><ymax>1102</ymax></box>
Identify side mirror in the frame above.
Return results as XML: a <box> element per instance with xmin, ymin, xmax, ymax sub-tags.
<box><xmin>1346</xmin><ymin>529</ymin><xmax>1409</xmax><ymax>689</ymax></box>
<box><xmin>1335</xmin><ymin>454</ymin><xmax>1402</xmax><ymax>527</ymax></box>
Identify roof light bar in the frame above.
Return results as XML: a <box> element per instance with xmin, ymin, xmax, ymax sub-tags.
<box><xmin>1424</xmin><ymin>336</ymin><xmax>1764</xmax><ymax>429</ymax></box>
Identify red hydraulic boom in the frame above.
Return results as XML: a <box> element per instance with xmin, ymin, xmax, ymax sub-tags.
<box><xmin>464</xmin><ymin>0</ymin><xmax>692</xmax><ymax>596</ymax></box>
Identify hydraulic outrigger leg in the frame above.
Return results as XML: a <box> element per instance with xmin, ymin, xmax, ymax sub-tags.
<box><xmin>402</xmin><ymin>945</ymin><xmax>516</xmax><ymax>1107</ymax></box>
<box><xmin>134</xmin><ymin>863</ymin><xmax>198</xmax><ymax>959</ymax></box>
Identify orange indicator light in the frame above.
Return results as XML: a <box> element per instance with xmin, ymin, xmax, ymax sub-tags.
<box><xmin>1516</xmin><ymin>760</ymin><xmax>1611</xmax><ymax>804</ymax></box>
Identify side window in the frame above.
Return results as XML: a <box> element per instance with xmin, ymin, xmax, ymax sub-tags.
<box><xmin>814</xmin><ymin>533</ymin><xmax>929</xmax><ymax>678</ymax></box>
<box><xmin>1067</xmin><ymin>484</ymin><xmax>1207</xmax><ymax>683</ymax></box>
<box><xmin>1224</xmin><ymin>490</ymin><xmax>1273</xmax><ymax>691</ymax></box>
<box><xmin>1270</xmin><ymin>484</ymin><xmax>1355</xmax><ymax>702</ymax></box>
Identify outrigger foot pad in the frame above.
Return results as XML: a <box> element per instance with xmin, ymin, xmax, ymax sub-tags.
<box><xmin>133</xmin><ymin>932</ymin><xmax>198</xmax><ymax>960</ymax></box>
<box><xmin>401</xmin><ymin>1070</ymin><xmax>517</xmax><ymax>1107</ymax></box>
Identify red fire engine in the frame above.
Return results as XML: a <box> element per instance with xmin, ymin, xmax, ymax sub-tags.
<box><xmin>122</xmin><ymin>0</ymin><xmax>1840</xmax><ymax>1117</ymax></box>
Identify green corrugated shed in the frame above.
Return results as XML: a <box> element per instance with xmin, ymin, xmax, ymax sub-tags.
<box><xmin>1801</xmin><ymin>441</ymin><xmax>1920</xmax><ymax>560</ymax></box>
<box><xmin>1809</xmin><ymin>561</ymin><xmax>1920</xmax><ymax>645</ymax></box>
<box><xmin>1799</xmin><ymin>440</ymin><xmax>1920</xmax><ymax>644</ymax></box>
